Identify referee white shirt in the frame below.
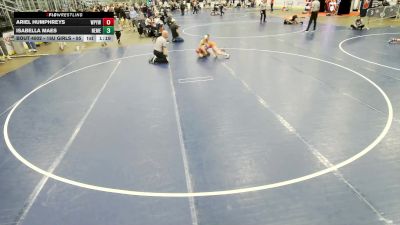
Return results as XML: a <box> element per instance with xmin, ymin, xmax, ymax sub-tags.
<box><xmin>311</xmin><ymin>0</ymin><xmax>320</xmax><ymax>12</ymax></box>
<box><xmin>154</xmin><ymin>36</ymin><xmax>168</xmax><ymax>53</ymax></box>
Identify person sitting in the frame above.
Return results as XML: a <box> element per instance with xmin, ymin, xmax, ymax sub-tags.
<box><xmin>388</xmin><ymin>38</ymin><xmax>400</xmax><ymax>44</ymax></box>
<box><xmin>155</xmin><ymin>16</ymin><xmax>164</xmax><ymax>27</ymax></box>
<box><xmin>137</xmin><ymin>16</ymin><xmax>146</xmax><ymax>36</ymax></box>
<box><xmin>171</xmin><ymin>2</ymin><xmax>177</xmax><ymax>11</ymax></box>
<box><xmin>351</xmin><ymin>17</ymin><xmax>365</xmax><ymax>30</ymax></box>
<box><xmin>284</xmin><ymin>15</ymin><xmax>303</xmax><ymax>24</ymax></box>
<box><xmin>145</xmin><ymin>16</ymin><xmax>155</xmax><ymax>28</ymax></box>
<box><xmin>195</xmin><ymin>34</ymin><xmax>230</xmax><ymax>59</ymax></box>
<box><xmin>153</xmin><ymin>17</ymin><xmax>164</xmax><ymax>39</ymax></box>
<box><xmin>149</xmin><ymin>30</ymin><xmax>170</xmax><ymax>64</ymax></box>
<box><xmin>160</xmin><ymin>7</ymin><xmax>169</xmax><ymax>24</ymax></box>
<box><xmin>145</xmin><ymin>16</ymin><xmax>157</xmax><ymax>36</ymax></box>
<box><xmin>170</xmin><ymin>19</ymin><xmax>184</xmax><ymax>43</ymax></box>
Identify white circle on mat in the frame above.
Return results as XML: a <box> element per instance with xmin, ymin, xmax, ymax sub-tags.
<box><xmin>339</xmin><ymin>32</ymin><xmax>400</xmax><ymax>71</ymax></box>
<box><xmin>3</xmin><ymin>48</ymin><xmax>393</xmax><ymax>197</ymax></box>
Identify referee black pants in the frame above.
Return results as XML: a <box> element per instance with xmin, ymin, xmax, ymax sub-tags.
<box><xmin>153</xmin><ymin>50</ymin><xmax>168</xmax><ymax>64</ymax></box>
<box><xmin>306</xmin><ymin>11</ymin><xmax>318</xmax><ymax>31</ymax></box>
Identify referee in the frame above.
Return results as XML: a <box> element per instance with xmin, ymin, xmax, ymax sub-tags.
<box><xmin>305</xmin><ymin>0</ymin><xmax>320</xmax><ymax>32</ymax></box>
<box><xmin>149</xmin><ymin>30</ymin><xmax>169</xmax><ymax>64</ymax></box>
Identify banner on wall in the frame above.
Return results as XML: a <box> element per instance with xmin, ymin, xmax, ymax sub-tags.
<box><xmin>366</xmin><ymin>5</ymin><xmax>400</xmax><ymax>18</ymax></box>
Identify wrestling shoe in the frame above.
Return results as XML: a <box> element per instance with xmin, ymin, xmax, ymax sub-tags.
<box><xmin>149</xmin><ymin>56</ymin><xmax>156</xmax><ymax>64</ymax></box>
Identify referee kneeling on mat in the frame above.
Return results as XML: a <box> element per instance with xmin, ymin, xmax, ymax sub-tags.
<box><xmin>149</xmin><ymin>30</ymin><xmax>169</xmax><ymax>64</ymax></box>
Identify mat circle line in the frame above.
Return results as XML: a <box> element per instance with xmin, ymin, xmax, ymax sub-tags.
<box><xmin>339</xmin><ymin>32</ymin><xmax>400</xmax><ymax>71</ymax></box>
<box><xmin>182</xmin><ymin>21</ymin><xmax>304</xmax><ymax>38</ymax></box>
<box><xmin>3</xmin><ymin>48</ymin><xmax>393</xmax><ymax>197</ymax></box>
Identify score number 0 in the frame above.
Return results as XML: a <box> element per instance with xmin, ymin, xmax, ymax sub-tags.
<box><xmin>102</xmin><ymin>18</ymin><xmax>114</xmax><ymax>26</ymax></box>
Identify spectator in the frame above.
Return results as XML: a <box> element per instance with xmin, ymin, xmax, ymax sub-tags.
<box><xmin>193</xmin><ymin>1</ymin><xmax>199</xmax><ymax>14</ymax></box>
<box><xmin>170</xmin><ymin>19</ymin><xmax>184</xmax><ymax>42</ymax></box>
<box><xmin>25</xmin><ymin>42</ymin><xmax>37</xmax><ymax>53</ymax></box>
<box><xmin>180</xmin><ymin>1</ymin><xmax>186</xmax><ymax>15</ymax></box>
<box><xmin>114</xmin><ymin>16</ymin><xmax>122</xmax><ymax>44</ymax></box>
<box><xmin>260</xmin><ymin>0</ymin><xmax>267</xmax><ymax>23</ymax></box>
<box><xmin>270</xmin><ymin>0</ymin><xmax>274</xmax><ymax>12</ymax></box>
<box><xmin>350</xmin><ymin>17</ymin><xmax>365</xmax><ymax>30</ymax></box>
<box><xmin>130</xmin><ymin>7</ymin><xmax>139</xmax><ymax>31</ymax></box>
<box><xmin>219</xmin><ymin>2</ymin><xmax>225</xmax><ymax>16</ymax></box>
<box><xmin>0</xmin><ymin>45</ymin><xmax>12</xmax><ymax>62</ymax></box>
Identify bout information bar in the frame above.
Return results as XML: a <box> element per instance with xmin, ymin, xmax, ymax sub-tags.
<box><xmin>13</xmin><ymin>12</ymin><xmax>114</xmax><ymax>42</ymax></box>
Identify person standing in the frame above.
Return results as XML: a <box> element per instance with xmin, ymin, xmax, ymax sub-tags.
<box><xmin>305</xmin><ymin>0</ymin><xmax>320</xmax><ymax>31</ymax></box>
<box><xmin>180</xmin><ymin>1</ymin><xmax>186</xmax><ymax>15</ymax></box>
<box><xmin>219</xmin><ymin>2</ymin><xmax>225</xmax><ymax>16</ymax></box>
<box><xmin>149</xmin><ymin>30</ymin><xmax>169</xmax><ymax>64</ymax></box>
<box><xmin>193</xmin><ymin>1</ymin><xmax>199</xmax><ymax>14</ymax></box>
<box><xmin>270</xmin><ymin>0</ymin><xmax>274</xmax><ymax>12</ymax></box>
<box><xmin>260</xmin><ymin>0</ymin><xmax>266</xmax><ymax>23</ymax></box>
<box><xmin>114</xmin><ymin>16</ymin><xmax>122</xmax><ymax>44</ymax></box>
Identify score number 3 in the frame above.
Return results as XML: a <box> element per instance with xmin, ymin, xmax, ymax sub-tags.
<box><xmin>103</xmin><ymin>26</ymin><xmax>114</xmax><ymax>34</ymax></box>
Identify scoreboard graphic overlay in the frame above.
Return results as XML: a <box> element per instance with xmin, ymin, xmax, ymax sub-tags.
<box><xmin>13</xmin><ymin>12</ymin><xmax>114</xmax><ymax>42</ymax></box>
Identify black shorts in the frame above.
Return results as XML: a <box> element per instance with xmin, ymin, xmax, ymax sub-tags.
<box><xmin>153</xmin><ymin>50</ymin><xmax>168</xmax><ymax>64</ymax></box>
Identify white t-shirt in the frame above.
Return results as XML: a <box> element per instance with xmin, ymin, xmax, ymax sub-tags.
<box><xmin>311</xmin><ymin>0</ymin><xmax>320</xmax><ymax>12</ymax></box>
<box><xmin>114</xmin><ymin>18</ymin><xmax>121</xmax><ymax>31</ymax></box>
<box><xmin>145</xmin><ymin>18</ymin><xmax>153</xmax><ymax>26</ymax></box>
<box><xmin>154</xmin><ymin>18</ymin><xmax>163</xmax><ymax>25</ymax></box>
<box><xmin>260</xmin><ymin>2</ymin><xmax>267</xmax><ymax>10</ymax></box>
<box><xmin>154</xmin><ymin>36</ymin><xmax>167</xmax><ymax>52</ymax></box>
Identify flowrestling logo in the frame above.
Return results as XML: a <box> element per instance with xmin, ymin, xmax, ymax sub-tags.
<box><xmin>46</xmin><ymin>12</ymin><xmax>83</xmax><ymax>17</ymax></box>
